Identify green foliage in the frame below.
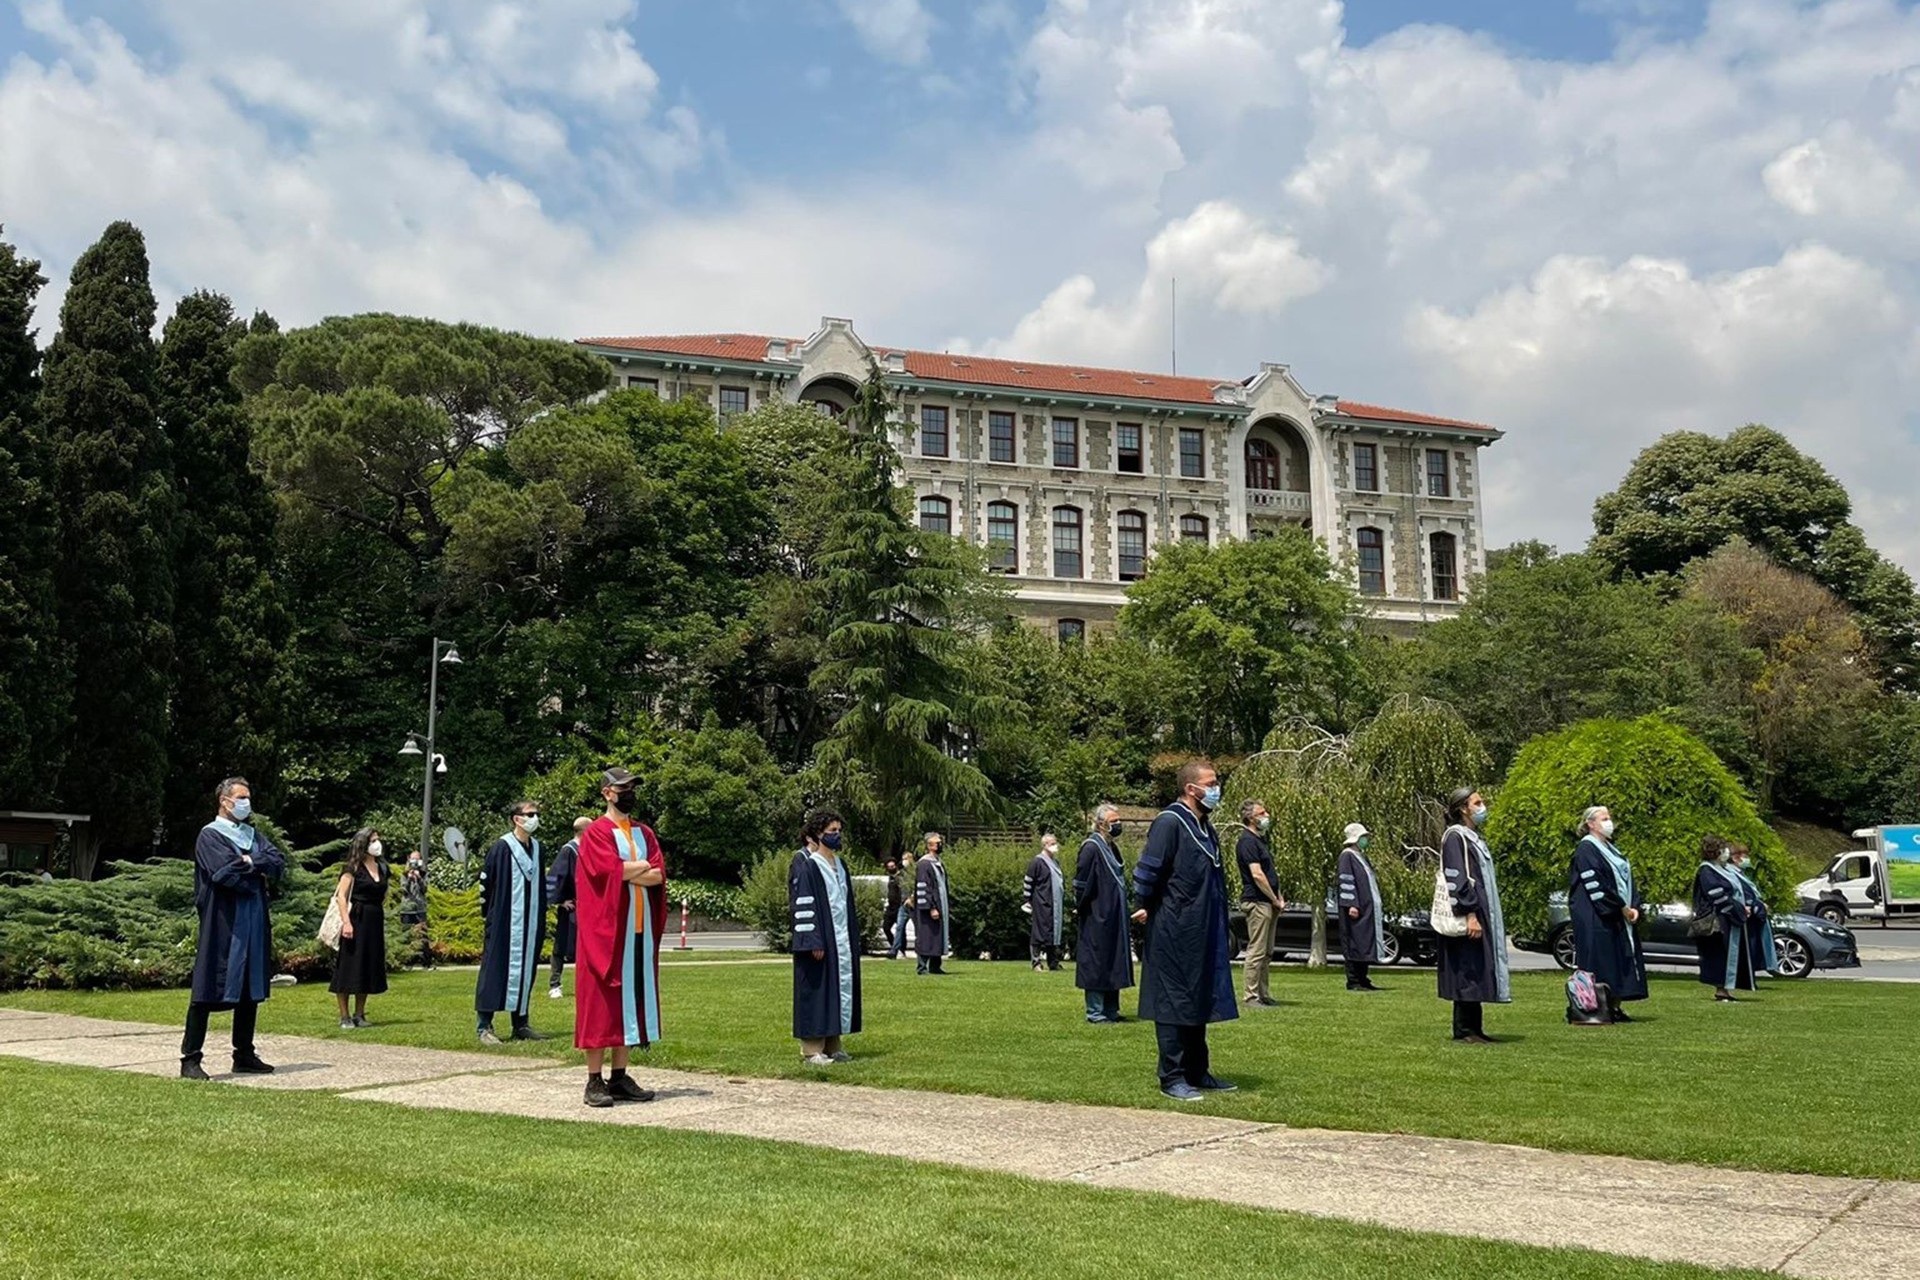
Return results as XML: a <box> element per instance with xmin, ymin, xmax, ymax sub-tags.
<box><xmin>652</xmin><ymin>715</ymin><xmax>803</xmax><ymax>881</ymax></box>
<box><xmin>739</xmin><ymin>854</ymin><xmax>884</xmax><ymax>954</ymax></box>
<box><xmin>1486</xmin><ymin>715</ymin><xmax>1792</xmax><ymax>941</ymax></box>
<box><xmin>944</xmin><ymin>842</ymin><xmax>1051</xmax><ymax>960</ymax></box>
<box><xmin>424</xmin><ymin>884</ymin><xmax>485</xmax><ymax>964</ymax></box>
<box><xmin>41</xmin><ymin>222</ymin><xmax>175</xmax><ymax>849</ymax></box>
<box><xmin>664</xmin><ymin>877</ymin><xmax>748</xmax><ymax>924</ymax></box>
<box><xmin>1121</xmin><ymin>528</ymin><xmax>1366</xmax><ymax>754</ymax></box>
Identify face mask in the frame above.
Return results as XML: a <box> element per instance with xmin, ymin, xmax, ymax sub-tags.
<box><xmin>369</xmin><ymin>840</ymin><xmax>384</xmax><ymax>858</ymax></box>
<box><xmin>1198</xmin><ymin>784</ymin><xmax>1221</xmax><ymax>811</ymax></box>
<box><xmin>1256</xmin><ymin>816</ymin><xmax>1271</xmax><ymax>835</ymax></box>
<box><xmin>229</xmin><ymin>797</ymin><xmax>252</xmax><ymax>821</ymax></box>
<box><xmin>611</xmin><ymin>791</ymin><xmax>637</xmax><ymax>814</ymax></box>
<box><xmin>822</xmin><ymin>832</ymin><xmax>844</xmax><ymax>851</ymax></box>
<box><xmin>1718</xmin><ymin>849</ymin><xmax>1732</xmax><ymax>864</ymax></box>
<box><xmin>1598</xmin><ymin>819</ymin><xmax>1615</xmax><ymax>840</ymax></box>
<box><xmin>1106</xmin><ymin>822</ymin><xmax>1123</xmax><ymax>840</ymax></box>
<box><xmin>1357</xmin><ymin>835</ymin><xmax>1371</xmax><ymax>852</ymax></box>
<box><xmin>518</xmin><ymin>814</ymin><xmax>540</xmax><ymax>834</ymax></box>
<box><xmin>1470</xmin><ymin>805</ymin><xmax>1488</xmax><ymax>827</ymax></box>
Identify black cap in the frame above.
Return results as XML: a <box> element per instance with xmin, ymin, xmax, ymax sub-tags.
<box><xmin>601</xmin><ymin>767</ymin><xmax>637</xmax><ymax>789</ymax></box>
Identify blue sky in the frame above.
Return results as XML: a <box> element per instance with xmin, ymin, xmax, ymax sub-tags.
<box><xmin>4</xmin><ymin>0</ymin><xmax>1920</xmax><ymax>566</ymax></box>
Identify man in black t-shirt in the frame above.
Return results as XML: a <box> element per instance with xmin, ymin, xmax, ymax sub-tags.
<box><xmin>1235</xmin><ymin>800</ymin><xmax>1285</xmax><ymax>1007</ymax></box>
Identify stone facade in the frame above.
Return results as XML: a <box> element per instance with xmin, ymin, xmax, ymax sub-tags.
<box><xmin>579</xmin><ymin>321</ymin><xmax>1501</xmax><ymax>635</ymax></box>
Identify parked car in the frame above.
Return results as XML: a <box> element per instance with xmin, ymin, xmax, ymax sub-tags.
<box><xmin>1513</xmin><ymin>893</ymin><xmax>1860</xmax><ymax>979</ymax></box>
<box><xmin>1229</xmin><ymin>893</ymin><xmax>1441</xmax><ymax>967</ymax></box>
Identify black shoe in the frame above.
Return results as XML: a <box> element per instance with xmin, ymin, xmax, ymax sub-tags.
<box><xmin>511</xmin><ymin>1027</ymin><xmax>550</xmax><ymax>1042</ymax></box>
<box><xmin>584</xmin><ymin>1076</ymin><xmax>614</xmax><ymax>1108</ymax></box>
<box><xmin>1193</xmin><ymin>1075</ymin><xmax>1238</xmax><ymax>1093</ymax></box>
<box><xmin>231</xmin><ymin>1054</ymin><xmax>275</xmax><ymax>1075</ymax></box>
<box><xmin>180</xmin><ymin>1057</ymin><xmax>209</xmax><ymax>1081</ymax></box>
<box><xmin>609</xmin><ymin>1074</ymin><xmax>655</xmax><ymax>1102</ymax></box>
<box><xmin>1611</xmin><ymin>1010</ymin><xmax>1634</xmax><ymax>1023</ymax></box>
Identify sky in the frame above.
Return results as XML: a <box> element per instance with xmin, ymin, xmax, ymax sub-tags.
<box><xmin>4</xmin><ymin>0</ymin><xmax>1920</xmax><ymax>568</ymax></box>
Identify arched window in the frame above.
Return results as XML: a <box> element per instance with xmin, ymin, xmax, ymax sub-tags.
<box><xmin>918</xmin><ymin>495</ymin><xmax>952</xmax><ymax>535</ymax></box>
<box><xmin>1057</xmin><ymin>618</ymin><xmax>1087</xmax><ymax>644</ymax></box>
<box><xmin>1179</xmin><ymin>513</ymin><xmax>1209</xmax><ymax>544</ymax></box>
<box><xmin>986</xmin><ymin>501</ymin><xmax>1019</xmax><ymax>573</ymax></box>
<box><xmin>1117</xmin><ymin>509</ymin><xmax>1148</xmax><ymax>581</ymax></box>
<box><xmin>1052</xmin><ymin>506</ymin><xmax>1083</xmax><ymax>578</ymax></box>
<box><xmin>1430</xmin><ymin>531</ymin><xmax>1459</xmax><ymax>601</ymax></box>
<box><xmin>1246</xmin><ymin>438</ymin><xmax>1280</xmax><ymax>491</ymax></box>
<box><xmin>1356</xmin><ymin>526</ymin><xmax>1386</xmax><ymax>595</ymax></box>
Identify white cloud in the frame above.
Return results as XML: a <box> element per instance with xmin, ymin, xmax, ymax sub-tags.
<box><xmin>834</xmin><ymin>0</ymin><xmax>934</xmax><ymax>67</ymax></box>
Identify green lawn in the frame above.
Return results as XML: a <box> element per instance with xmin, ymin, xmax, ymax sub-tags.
<box><xmin>0</xmin><ymin>1056</ymin><xmax>1775</xmax><ymax>1280</ymax></box>
<box><xmin>8</xmin><ymin>960</ymin><xmax>1914</xmax><ymax>1179</ymax></box>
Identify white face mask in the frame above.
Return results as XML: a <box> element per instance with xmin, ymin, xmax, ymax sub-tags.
<box><xmin>368</xmin><ymin>840</ymin><xmax>384</xmax><ymax>858</ymax></box>
<box><xmin>1043</xmin><ymin>844</ymin><xmax>1058</xmax><ymax>857</ymax></box>
<box><xmin>519</xmin><ymin>814</ymin><xmax>540</xmax><ymax>834</ymax></box>
<box><xmin>1598</xmin><ymin>819</ymin><xmax>1614</xmax><ymax>839</ymax></box>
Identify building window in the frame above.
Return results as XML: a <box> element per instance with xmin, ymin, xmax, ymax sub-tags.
<box><xmin>1430</xmin><ymin>531</ymin><xmax>1459</xmax><ymax>600</ymax></box>
<box><xmin>989</xmin><ymin>411</ymin><xmax>1016</xmax><ymax>463</ymax></box>
<box><xmin>1179</xmin><ymin>428</ymin><xmax>1205</xmax><ymax>478</ymax></box>
<box><xmin>986</xmin><ymin>501</ymin><xmax>1018</xmax><ymax>573</ymax></box>
<box><xmin>718</xmin><ymin>386</ymin><xmax>749</xmax><ymax>419</ymax></box>
<box><xmin>1357</xmin><ymin>526</ymin><xmax>1386</xmax><ymax>595</ymax></box>
<box><xmin>1117</xmin><ymin>510</ymin><xmax>1148</xmax><ymax>581</ymax></box>
<box><xmin>1426</xmin><ymin>448</ymin><xmax>1451</xmax><ymax>497</ymax></box>
<box><xmin>627</xmin><ymin>376</ymin><xmax>660</xmax><ymax>395</ymax></box>
<box><xmin>1353</xmin><ymin>442</ymin><xmax>1378</xmax><ymax>492</ymax></box>
<box><xmin>1052</xmin><ymin>506</ymin><xmax>1083</xmax><ymax>578</ymax></box>
<box><xmin>1179</xmin><ymin>514</ymin><xmax>1209</xmax><ymax>544</ymax></box>
<box><xmin>1057</xmin><ymin>618</ymin><xmax>1087</xmax><ymax>645</ymax></box>
<box><xmin>921</xmin><ymin>406</ymin><xmax>949</xmax><ymax>458</ymax></box>
<box><xmin>1052</xmin><ymin>417</ymin><xmax>1080</xmax><ymax>468</ymax></box>
<box><xmin>1116</xmin><ymin>423</ymin><xmax>1143</xmax><ymax>473</ymax></box>
<box><xmin>1246</xmin><ymin>438</ymin><xmax>1280</xmax><ymax>490</ymax></box>
<box><xmin>918</xmin><ymin>495</ymin><xmax>952</xmax><ymax>535</ymax></box>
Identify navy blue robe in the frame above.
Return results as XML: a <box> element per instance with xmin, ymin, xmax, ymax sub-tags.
<box><xmin>190</xmin><ymin>824</ymin><xmax>286</xmax><ymax>1006</ymax></box>
<box><xmin>790</xmin><ymin>851</ymin><xmax>862</xmax><ymax>1039</ymax></box>
<box><xmin>475</xmin><ymin>834</ymin><xmax>546</xmax><ymax>1016</ymax></box>
<box><xmin>1133</xmin><ymin>804</ymin><xmax>1237</xmax><ymax>1027</ymax></box>
<box><xmin>546</xmin><ymin>838</ymin><xmax>578</xmax><ymax>965</ymax></box>
<box><xmin>1692</xmin><ymin>863</ymin><xmax>1756</xmax><ymax>990</ymax></box>
<box><xmin>913</xmin><ymin>856</ymin><xmax>949</xmax><ymax>957</ymax></box>
<box><xmin>1073</xmin><ymin>834</ymin><xmax>1134</xmax><ymax>993</ymax></box>
<box><xmin>1568</xmin><ymin>836</ymin><xmax>1648</xmax><ymax>1001</ymax></box>
<box><xmin>1025</xmin><ymin>853</ymin><xmax>1064</xmax><ymax>947</ymax></box>
<box><xmin>1435</xmin><ymin>826</ymin><xmax>1510</xmax><ymax>1004</ymax></box>
<box><xmin>1336</xmin><ymin>847</ymin><xmax>1384</xmax><ymax>964</ymax></box>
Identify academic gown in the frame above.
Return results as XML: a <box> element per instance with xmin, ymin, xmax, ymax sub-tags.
<box><xmin>574</xmin><ymin>816</ymin><xmax>668</xmax><ymax>1050</ymax></box>
<box><xmin>1132</xmin><ymin>804</ymin><xmax>1237</xmax><ymax>1027</ymax></box>
<box><xmin>1073</xmin><ymin>835</ymin><xmax>1134</xmax><ymax>993</ymax></box>
<box><xmin>790</xmin><ymin>850</ymin><xmax>862</xmax><ymax>1039</ymax></box>
<box><xmin>190</xmin><ymin>822</ymin><xmax>287</xmax><ymax>1007</ymax></box>
<box><xmin>547</xmin><ymin>838</ymin><xmax>579</xmax><ymax>965</ymax></box>
<box><xmin>1733</xmin><ymin>866</ymin><xmax>1780</xmax><ymax>973</ymax></box>
<box><xmin>475</xmin><ymin>832</ymin><xmax>546</xmax><ymax>1017</ymax></box>
<box><xmin>1336</xmin><ymin>845</ymin><xmax>1385</xmax><ymax>965</ymax></box>
<box><xmin>1435</xmin><ymin>825</ymin><xmax>1511</xmax><ymax>1004</ymax></box>
<box><xmin>1692</xmin><ymin>863</ymin><xmax>1757</xmax><ymax>991</ymax></box>
<box><xmin>1024</xmin><ymin>853</ymin><xmax>1064</xmax><ymax>948</ymax></box>
<box><xmin>1568</xmin><ymin>835</ymin><xmax>1648</xmax><ymax>1001</ymax></box>
<box><xmin>913</xmin><ymin>856</ymin><xmax>950</xmax><ymax>957</ymax></box>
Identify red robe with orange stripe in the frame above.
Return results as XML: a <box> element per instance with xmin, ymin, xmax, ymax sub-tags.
<box><xmin>573</xmin><ymin>815</ymin><xmax>668</xmax><ymax>1050</ymax></box>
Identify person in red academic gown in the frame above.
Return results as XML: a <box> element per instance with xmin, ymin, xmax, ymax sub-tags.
<box><xmin>572</xmin><ymin>767</ymin><xmax>668</xmax><ymax>1108</ymax></box>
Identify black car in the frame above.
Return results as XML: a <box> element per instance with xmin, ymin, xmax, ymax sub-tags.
<box><xmin>1229</xmin><ymin>893</ymin><xmax>1441</xmax><ymax>967</ymax></box>
<box><xmin>1513</xmin><ymin>894</ymin><xmax>1860</xmax><ymax>979</ymax></box>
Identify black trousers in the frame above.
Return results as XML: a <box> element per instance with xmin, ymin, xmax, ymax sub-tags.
<box><xmin>1345</xmin><ymin>959</ymin><xmax>1371</xmax><ymax>988</ymax></box>
<box><xmin>1451</xmin><ymin>1000</ymin><xmax>1484</xmax><ymax>1039</ymax></box>
<box><xmin>1030</xmin><ymin>942</ymin><xmax>1061</xmax><ymax>969</ymax></box>
<box><xmin>549</xmin><ymin>909</ymin><xmax>575</xmax><ymax>985</ymax></box>
<box><xmin>1154</xmin><ymin>1021</ymin><xmax>1210</xmax><ymax>1088</ymax></box>
<box><xmin>478</xmin><ymin>1010</ymin><xmax>530</xmax><ymax>1032</ymax></box>
<box><xmin>182</xmin><ymin>1000</ymin><xmax>258</xmax><ymax>1062</ymax></box>
<box><xmin>915</xmin><ymin>956</ymin><xmax>945</xmax><ymax>974</ymax></box>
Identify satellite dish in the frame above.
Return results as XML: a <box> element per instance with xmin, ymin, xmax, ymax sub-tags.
<box><xmin>444</xmin><ymin>826</ymin><xmax>468</xmax><ymax>863</ymax></box>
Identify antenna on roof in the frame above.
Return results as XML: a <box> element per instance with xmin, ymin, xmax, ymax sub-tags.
<box><xmin>1170</xmin><ymin>276</ymin><xmax>1178</xmax><ymax>376</ymax></box>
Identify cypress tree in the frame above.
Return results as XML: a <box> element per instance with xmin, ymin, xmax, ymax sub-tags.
<box><xmin>158</xmin><ymin>292</ymin><xmax>289</xmax><ymax>837</ymax></box>
<box><xmin>0</xmin><ymin>228</ymin><xmax>69</xmax><ymax>803</ymax></box>
<box><xmin>41</xmin><ymin>222</ymin><xmax>175</xmax><ymax>851</ymax></box>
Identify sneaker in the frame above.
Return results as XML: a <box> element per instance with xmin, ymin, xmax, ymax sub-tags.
<box><xmin>339</xmin><ymin>1018</ymin><xmax>356</xmax><ymax>1030</ymax></box>
<box><xmin>511</xmin><ymin>1027</ymin><xmax>550</xmax><ymax>1042</ymax></box>
<box><xmin>584</xmin><ymin>1075</ymin><xmax>614</xmax><ymax>1108</ymax></box>
<box><xmin>609</xmin><ymin>1074</ymin><xmax>655</xmax><ymax>1102</ymax></box>
<box><xmin>1161</xmin><ymin>1081</ymin><xmax>1205</xmax><ymax>1102</ymax></box>
<box><xmin>829</xmin><ymin>1051</ymin><xmax>851</xmax><ymax>1063</ymax></box>
<box><xmin>1085</xmin><ymin>1015</ymin><xmax>1113</xmax><ymax>1024</ymax></box>
<box><xmin>180</xmin><ymin>1057</ymin><xmax>209</xmax><ymax>1081</ymax></box>
<box><xmin>1611</xmin><ymin>1010</ymin><xmax>1635</xmax><ymax>1023</ymax></box>
<box><xmin>353</xmin><ymin>1015</ymin><xmax>371</xmax><ymax>1029</ymax></box>
<box><xmin>803</xmin><ymin>1053</ymin><xmax>837</xmax><ymax>1066</ymax></box>
<box><xmin>1193</xmin><ymin>1075</ymin><xmax>1238</xmax><ymax>1093</ymax></box>
<box><xmin>548</xmin><ymin>985</ymin><xmax>564</xmax><ymax>1000</ymax></box>
<box><xmin>231</xmin><ymin>1054</ymin><xmax>275</xmax><ymax>1075</ymax></box>
<box><xmin>478</xmin><ymin>1029</ymin><xmax>504</xmax><ymax>1047</ymax></box>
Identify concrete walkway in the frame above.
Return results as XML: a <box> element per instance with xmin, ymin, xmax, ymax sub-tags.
<box><xmin>1</xmin><ymin>1007</ymin><xmax>1913</xmax><ymax>1280</ymax></box>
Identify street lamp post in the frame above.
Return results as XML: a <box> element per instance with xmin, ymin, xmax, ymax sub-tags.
<box><xmin>399</xmin><ymin>638</ymin><xmax>462</xmax><ymax>869</ymax></box>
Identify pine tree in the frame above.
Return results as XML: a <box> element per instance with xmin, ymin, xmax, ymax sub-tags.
<box><xmin>808</xmin><ymin>365</ymin><xmax>1008</xmax><ymax>856</ymax></box>
<box><xmin>41</xmin><ymin>222</ymin><xmax>175</xmax><ymax>850</ymax></box>
<box><xmin>158</xmin><ymin>291</ymin><xmax>289</xmax><ymax>838</ymax></box>
<box><xmin>0</xmin><ymin>227</ymin><xmax>69</xmax><ymax>803</ymax></box>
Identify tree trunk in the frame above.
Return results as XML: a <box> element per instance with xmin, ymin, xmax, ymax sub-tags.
<box><xmin>1309</xmin><ymin>900</ymin><xmax>1328</xmax><ymax>968</ymax></box>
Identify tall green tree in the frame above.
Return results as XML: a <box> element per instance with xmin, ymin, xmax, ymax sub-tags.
<box><xmin>40</xmin><ymin>222</ymin><xmax>174</xmax><ymax>849</ymax></box>
<box><xmin>808</xmin><ymin>366</ymin><xmax>1009</xmax><ymax>857</ymax></box>
<box><xmin>158</xmin><ymin>293</ymin><xmax>289</xmax><ymax>837</ymax></box>
<box><xmin>0</xmin><ymin>228</ymin><xmax>68</xmax><ymax>804</ymax></box>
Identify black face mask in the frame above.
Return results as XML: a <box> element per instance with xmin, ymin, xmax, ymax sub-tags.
<box><xmin>1106</xmin><ymin>822</ymin><xmax>1124</xmax><ymax>840</ymax></box>
<box><xmin>611</xmin><ymin>791</ymin><xmax>637</xmax><ymax>814</ymax></box>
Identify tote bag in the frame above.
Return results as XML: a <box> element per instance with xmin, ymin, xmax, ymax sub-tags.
<box><xmin>1430</xmin><ymin>841</ymin><xmax>1474</xmax><ymax>938</ymax></box>
<box><xmin>317</xmin><ymin>896</ymin><xmax>345</xmax><ymax>950</ymax></box>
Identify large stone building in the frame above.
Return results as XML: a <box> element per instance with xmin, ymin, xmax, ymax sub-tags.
<box><xmin>578</xmin><ymin>318</ymin><xmax>1500</xmax><ymax>635</ymax></box>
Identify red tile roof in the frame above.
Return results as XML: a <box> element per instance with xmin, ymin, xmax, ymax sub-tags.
<box><xmin>578</xmin><ymin>333</ymin><xmax>1493</xmax><ymax>430</ymax></box>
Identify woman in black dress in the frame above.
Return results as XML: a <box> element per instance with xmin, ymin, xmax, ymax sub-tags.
<box><xmin>330</xmin><ymin>827</ymin><xmax>390</xmax><ymax>1027</ymax></box>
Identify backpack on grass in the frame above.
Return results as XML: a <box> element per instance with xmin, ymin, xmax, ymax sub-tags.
<box><xmin>1565</xmin><ymin>969</ymin><xmax>1612</xmax><ymax>1025</ymax></box>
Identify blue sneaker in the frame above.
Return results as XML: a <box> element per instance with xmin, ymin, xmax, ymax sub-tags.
<box><xmin>1161</xmin><ymin>1081</ymin><xmax>1205</xmax><ymax>1102</ymax></box>
<box><xmin>1194</xmin><ymin>1075</ymin><xmax>1238</xmax><ymax>1093</ymax></box>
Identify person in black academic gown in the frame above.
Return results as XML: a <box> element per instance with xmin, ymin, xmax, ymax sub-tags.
<box><xmin>1336</xmin><ymin>822</ymin><xmax>1385</xmax><ymax>991</ymax></box>
<box><xmin>1134</xmin><ymin>761</ymin><xmax>1238</xmax><ymax>1101</ymax></box>
<box><xmin>1692</xmin><ymin>836</ymin><xmax>1756</xmax><ymax>1001</ymax></box>
<box><xmin>1436</xmin><ymin>787</ymin><xmax>1511</xmax><ymax>1043</ymax></box>
<box><xmin>1568</xmin><ymin>804</ymin><xmax>1648</xmax><ymax>1021</ymax></box>
<box><xmin>1074</xmin><ymin>804</ymin><xmax>1136</xmax><ymax>1023</ymax></box>
<box><xmin>913</xmin><ymin>833</ymin><xmax>950</xmax><ymax>975</ymax></box>
<box><xmin>475</xmin><ymin>801</ymin><xmax>548</xmax><ymax>1045</ymax></box>
<box><xmin>790</xmin><ymin>809</ymin><xmax>862</xmax><ymax>1064</ymax></box>
<box><xmin>1024</xmin><ymin>835</ymin><xmax>1066</xmax><ymax>971</ymax></box>
<box><xmin>547</xmin><ymin>817</ymin><xmax>588</xmax><ymax>999</ymax></box>
<box><xmin>180</xmin><ymin>777</ymin><xmax>287</xmax><ymax>1080</ymax></box>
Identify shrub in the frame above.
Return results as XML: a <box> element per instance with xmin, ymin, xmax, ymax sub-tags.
<box><xmin>1487</xmin><ymin>714</ymin><xmax>1793</xmax><ymax>940</ymax></box>
<box><xmin>943</xmin><ymin>842</ymin><xmax>1042</xmax><ymax>960</ymax></box>
<box><xmin>741</xmin><ymin>853</ymin><xmax>886</xmax><ymax>954</ymax></box>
